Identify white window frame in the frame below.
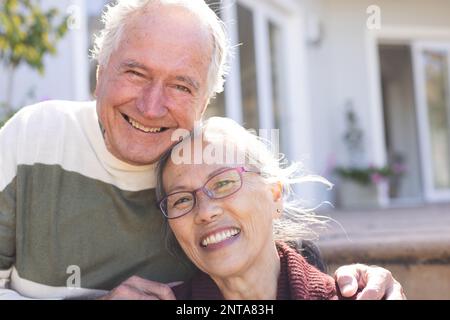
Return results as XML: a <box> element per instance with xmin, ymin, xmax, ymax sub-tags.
<box><xmin>221</xmin><ymin>0</ymin><xmax>244</xmax><ymax>123</ymax></box>
<box><xmin>367</xmin><ymin>26</ymin><xmax>450</xmax><ymax>204</ymax></box>
<box><xmin>70</xmin><ymin>0</ymin><xmax>90</xmax><ymax>101</ymax></box>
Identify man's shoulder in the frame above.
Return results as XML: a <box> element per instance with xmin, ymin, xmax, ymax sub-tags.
<box><xmin>14</xmin><ymin>100</ymin><xmax>95</xmax><ymax>121</ymax></box>
<box><xmin>0</xmin><ymin>100</ymin><xmax>97</xmax><ymax>161</ymax></box>
<box><xmin>2</xmin><ymin>100</ymin><xmax>96</xmax><ymax>139</ymax></box>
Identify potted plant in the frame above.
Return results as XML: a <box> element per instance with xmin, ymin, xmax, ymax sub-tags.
<box><xmin>334</xmin><ymin>163</ymin><xmax>405</xmax><ymax>209</ymax></box>
<box><xmin>333</xmin><ymin>102</ymin><xmax>405</xmax><ymax>209</ymax></box>
<box><xmin>335</xmin><ymin>165</ymin><xmax>396</xmax><ymax>186</ymax></box>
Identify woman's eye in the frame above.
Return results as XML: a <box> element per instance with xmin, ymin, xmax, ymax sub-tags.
<box><xmin>173</xmin><ymin>197</ymin><xmax>192</xmax><ymax>207</ymax></box>
<box><xmin>214</xmin><ymin>180</ymin><xmax>234</xmax><ymax>190</ymax></box>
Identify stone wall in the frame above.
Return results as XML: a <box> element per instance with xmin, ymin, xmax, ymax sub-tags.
<box><xmin>322</xmin><ymin>241</ymin><xmax>450</xmax><ymax>299</ymax></box>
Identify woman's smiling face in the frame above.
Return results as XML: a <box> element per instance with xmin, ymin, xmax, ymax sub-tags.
<box><xmin>162</xmin><ymin>141</ymin><xmax>282</xmax><ymax>279</ymax></box>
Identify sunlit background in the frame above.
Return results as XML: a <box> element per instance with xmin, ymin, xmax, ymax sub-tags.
<box><xmin>1</xmin><ymin>0</ymin><xmax>450</xmax><ymax>299</ymax></box>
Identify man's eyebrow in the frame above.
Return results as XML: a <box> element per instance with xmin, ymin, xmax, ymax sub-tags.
<box><xmin>119</xmin><ymin>61</ymin><xmax>199</xmax><ymax>91</ymax></box>
<box><xmin>175</xmin><ymin>75</ymin><xmax>200</xmax><ymax>92</ymax></box>
<box><xmin>119</xmin><ymin>60</ymin><xmax>149</xmax><ymax>71</ymax></box>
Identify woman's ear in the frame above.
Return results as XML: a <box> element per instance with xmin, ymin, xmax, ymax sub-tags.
<box><xmin>270</xmin><ymin>181</ymin><xmax>283</xmax><ymax>202</ymax></box>
<box><xmin>270</xmin><ymin>182</ymin><xmax>283</xmax><ymax>219</ymax></box>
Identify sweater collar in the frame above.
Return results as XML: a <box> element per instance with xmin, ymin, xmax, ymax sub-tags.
<box><xmin>81</xmin><ymin>102</ymin><xmax>157</xmax><ymax>191</ymax></box>
<box><xmin>183</xmin><ymin>241</ymin><xmax>336</xmax><ymax>300</ymax></box>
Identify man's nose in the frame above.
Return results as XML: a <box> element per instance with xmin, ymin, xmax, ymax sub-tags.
<box><xmin>136</xmin><ymin>82</ymin><xmax>168</xmax><ymax>118</ymax></box>
<box><xmin>194</xmin><ymin>191</ymin><xmax>223</xmax><ymax>224</ymax></box>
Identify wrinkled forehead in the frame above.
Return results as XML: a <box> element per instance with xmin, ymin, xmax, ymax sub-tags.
<box><xmin>168</xmin><ymin>134</ymin><xmax>250</xmax><ymax>169</ymax></box>
<box><xmin>161</xmin><ymin>136</ymin><xmax>249</xmax><ymax>187</ymax></box>
<box><xmin>122</xmin><ymin>3</ymin><xmax>212</xmax><ymax>43</ymax></box>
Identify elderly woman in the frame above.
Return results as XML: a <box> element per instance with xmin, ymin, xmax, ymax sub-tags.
<box><xmin>155</xmin><ymin>117</ymin><xmax>340</xmax><ymax>300</ymax></box>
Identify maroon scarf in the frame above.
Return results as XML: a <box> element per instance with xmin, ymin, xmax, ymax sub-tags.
<box><xmin>173</xmin><ymin>241</ymin><xmax>337</xmax><ymax>300</ymax></box>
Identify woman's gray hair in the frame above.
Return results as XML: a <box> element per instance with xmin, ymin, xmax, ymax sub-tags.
<box><xmin>91</xmin><ymin>0</ymin><xmax>230</xmax><ymax>98</ymax></box>
<box><xmin>155</xmin><ymin>117</ymin><xmax>333</xmax><ymax>255</ymax></box>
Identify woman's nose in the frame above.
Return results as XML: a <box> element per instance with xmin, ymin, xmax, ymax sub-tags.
<box><xmin>194</xmin><ymin>192</ymin><xmax>223</xmax><ymax>224</ymax></box>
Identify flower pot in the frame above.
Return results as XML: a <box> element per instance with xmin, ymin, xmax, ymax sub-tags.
<box><xmin>336</xmin><ymin>179</ymin><xmax>389</xmax><ymax>209</ymax></box>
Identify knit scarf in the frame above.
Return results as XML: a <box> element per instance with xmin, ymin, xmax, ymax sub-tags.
<box><xmin>173</xmin><ymin>241</ymin><xmax>337</xmax><ymax>300</ymax></box>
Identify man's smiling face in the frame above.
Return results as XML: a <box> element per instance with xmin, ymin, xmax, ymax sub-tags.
<box><xmin>95</xmin><ymin>4</ymin><xmax>212</xmax><ymax>165</ymax></box>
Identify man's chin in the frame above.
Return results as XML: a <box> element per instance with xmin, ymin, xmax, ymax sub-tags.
<box><xmin>121</xmin><ymin>153</ymin><xmax>163</xmax><ymax>166</ymax></box>
<box><xmin>109</xmin><ymin>146</ymin><xmax>165</xmax><ymax>166</ymax></box>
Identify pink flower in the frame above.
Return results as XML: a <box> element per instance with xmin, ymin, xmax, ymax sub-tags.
<box><xmin>370</xmin><ymin>172</ymin><xmax>384</xmax><ymax>184</ymax></box>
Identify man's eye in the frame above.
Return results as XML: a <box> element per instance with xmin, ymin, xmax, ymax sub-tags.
<box><xmin>127</xmin><ymin>70</ymin><xmax>143</xmax><ymax>77</ymax></box>
<box><xmin>174</xmin><ymin>85</ymin><xmax>191</xmax><ymax>94</ymax></box>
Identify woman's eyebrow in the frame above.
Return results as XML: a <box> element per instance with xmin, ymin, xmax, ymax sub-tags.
<box><xmin>206</xmin><ymin>167</ymin><xmax>229</xmax><ymax>179</ymax></box>
<box><xmin>166</xmin><ymin>185</ymin><xmax>188</xmax><ymax>194</ymax></box>
<box><xmin>166</xmin><ymin>167</ymin><xmax>229</xmax><ymax>193</ymax></box>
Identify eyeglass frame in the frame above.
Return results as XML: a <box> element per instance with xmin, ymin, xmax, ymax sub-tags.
<box><xmin>158</xmin><ymin>166</ymin><xmax>259</xmax><ymax>219</ymax></box>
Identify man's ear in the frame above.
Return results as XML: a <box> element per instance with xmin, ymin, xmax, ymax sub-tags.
<box><xmin>199</xmin><ymin>97</ymin><xmax>210</xmax><ymax>118</ymax></box>
<box><xmin>94</xmin><ymin>65</ymin><xmax>103</xmax><ymax>98</ymax></box>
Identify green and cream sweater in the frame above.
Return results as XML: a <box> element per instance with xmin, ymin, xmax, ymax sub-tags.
<box><xmin>0</xmin><ymin>100</ymin><xmax>195</xmax><ymax>299</ymax></box>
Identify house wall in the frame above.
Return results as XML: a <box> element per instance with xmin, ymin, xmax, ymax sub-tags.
<box><xmin>4</xmin><ymin>0</ymin><xmax>450</xmax><ymax>204</ymax></box>
<box><xmin>301</xmin><ymin>0</ymin><xmax>450</xmax><ymax>203</ymax></box>
<box><xmin>0</xmin><ymin>0</ymin><xmax>89</xmax><ymax>110</ymax></box>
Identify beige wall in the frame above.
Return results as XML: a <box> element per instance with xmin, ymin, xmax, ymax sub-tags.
<box><xmin>303</xmin><ymin>0</ymin><xmax>450</xmax><ymax>202</ymax></box>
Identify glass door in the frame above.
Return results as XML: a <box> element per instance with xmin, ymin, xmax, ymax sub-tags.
<box><xmin>209</xmin><ymin>0</ymin><xmax>291</xmax><ymax>155</ymax></box>
<box><xmin>412</xmin><ymin>42</ymin><xmax>450</xmax><ymax>201</ymax></box>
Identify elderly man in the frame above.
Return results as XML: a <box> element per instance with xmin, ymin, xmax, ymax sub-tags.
<box><xmin>0</xmin><ymin>0</ymin><xmax>404</xmax><ymax>300</ymax></box>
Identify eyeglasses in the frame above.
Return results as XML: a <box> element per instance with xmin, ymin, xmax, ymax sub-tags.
<box><xmin>158</xmin><ymin>167</ymin><xmax>257</xmax><ymax>219</ymax></box>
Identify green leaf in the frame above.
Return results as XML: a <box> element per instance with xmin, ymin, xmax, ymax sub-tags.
<box><xmin>0</xmin><ymin>34</ymin><xmax>6</xmax><ymax>50</ymax></box>
<box><xmin>0</xmin><ymin>0</ymin><xmax>69</xmax><ymax>72</ymax></box>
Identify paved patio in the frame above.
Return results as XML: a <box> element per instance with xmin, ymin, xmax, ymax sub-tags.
<box><xmin>316</xmin><ymin>203</ymin><xmax>450</xmax><ymax>299</ymax></box>
<box><xmin>318</xmin><ymin>203</ymin><xmax>450</xmax><ymax>262</ymax></box>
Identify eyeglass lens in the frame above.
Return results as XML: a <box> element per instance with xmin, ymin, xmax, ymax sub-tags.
<box><xmin>164</xmin><ymin>169</ymin><xmax>242</xmax><ymax>218</ymax></box>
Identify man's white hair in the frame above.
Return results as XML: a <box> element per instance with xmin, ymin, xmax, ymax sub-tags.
<box><xmin>91</xmin><ymin>0</ymin><xmax>230</xmax><ymax>98</ymax></box>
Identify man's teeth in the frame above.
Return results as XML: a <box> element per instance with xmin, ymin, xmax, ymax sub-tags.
<box><xmin>128</xmin><ymin>117</ymin><xmax>162</xmax><ymax>133</ymax></box>
<box><xmin>201</xmin><ymin>228</ymin><xmax>240</xmax><ymax>247</ymax></box>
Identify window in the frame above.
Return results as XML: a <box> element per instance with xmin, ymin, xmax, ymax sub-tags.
<box><xmin>203</xmin><ymin>0</ymin><xmax>226</xmax><ymax>118</ymax></box>
<box><xmin>237</xmin><ymin>4</ymin><xmax>259</xmax><ymax>130</ymax></box>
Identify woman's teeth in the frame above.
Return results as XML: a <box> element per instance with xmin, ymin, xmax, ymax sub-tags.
<box><xmin>201</xmin><ymin>228</ymin><xmax>240</xmax><ymax>247</ymax></box>
<box><xmin>127</xmin><ymin>116</ymin><xmax>162</xmax><ymax>133</ymax></box>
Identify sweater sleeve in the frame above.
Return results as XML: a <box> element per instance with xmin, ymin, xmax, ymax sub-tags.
<box><xmin>0</xmin><ymin>110</ymin><xmax>33</xmax><ymax>299</ymax></box>
<box><xmin>172</xmin><ymin>282</ymin><xmax>191</xmax><ymax>300</ymax></box>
